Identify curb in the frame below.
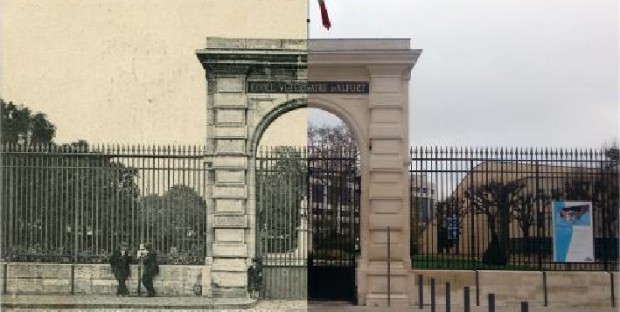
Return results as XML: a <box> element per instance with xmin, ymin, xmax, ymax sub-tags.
<box><xmin>1</xmin><ymin>299</ymin><xmax>257</xmax><ymax>310</ymax></box>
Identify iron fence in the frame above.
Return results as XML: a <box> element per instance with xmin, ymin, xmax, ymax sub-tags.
<box><xmin>1</xmin><ymin>143</ymin><xmax>207</xmax><ymax>264</ymax></box>
<box><xmin>255</xmin><ymin>146</ymin><xmax>360</xmax><ymax>300</ymax></box>
<box><xmin>410</xmin><ymin>147</ymin><xmax>619</xmax><ymax>271</ymax></box>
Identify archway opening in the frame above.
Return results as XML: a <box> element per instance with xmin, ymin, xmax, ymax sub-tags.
<box><xmin>254</xmin><ymin>107</ymin><xmax>361</xmax><ymax>302</ymax></box>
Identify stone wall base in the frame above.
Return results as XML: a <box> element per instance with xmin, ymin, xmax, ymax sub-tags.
<box><xmin>409</xmin><ymin>269</ymin><xmax>619</xmax><ymax>308</ymax></box>
<box><xmin>1</xmin><ymin>262</ymin><xmax>205</xmax><ymax>297</ymax></box>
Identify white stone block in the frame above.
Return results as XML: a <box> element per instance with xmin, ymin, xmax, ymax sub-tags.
<box><xmin>371</xmin><ymin>108</ymin><xmax>402</xmax><ymax>123</ymax></box>
<box><xmin>215</xmin><ymin>170</ymin><xmax>245</xmax><ymax>184</ymax></box>
<box><xmin>215</xmin><ymin>229</ymin><xmax>245</xmax><ymax>243</ymax></box>
<box><xmin>371</xmin><ymin>173</ymin><xmax>402</xmax><ymax>184</ymax></box>
<box><xmin>214</xmin><ymin>127</ymin><xmax>247</xmax><ymax>139</ymax></box>
<box><xmin>212</xmin><ymin>258</ymin><xmax>247</xmax><ymax>271</ymax></box>
<box><xmin>213</xmin><ymin>156</ymin><xmax>247</xmax><ymax>169</ymax></box>
<box><xmin>214</xmin><ymin>93</ymin><xmax>247</xmax><ymax>107</ymax></box>
<box><xmin>372</xmin><ymin>140</ymin><xmax>401</xmax><ymax>154</ymax></box>
<box><xmin>216</xmin><ymin>140</ymin><xmax>246</xmax><ymax>154</ymax></box>
<box><xmin>370</xmin><ymin>199</ymin><xmax>402</xmax><ymax>214</ymax></box>
<box><xmin>213</xmin><ymin>243</ymin><xmax>247</xmax><ymax>257</ymax></box>
<box><xmin>370</xmin><ymin>155</ymin><xmax>404</xmax><ymax>170</ymax></box>
<box><xmin>212</xmin><ymin>271</ymin><xmax>247</xmax><ymax>287</ymax></box>
<box><xmin>216</xmin><ymin>109</ymin><xmax>245</xmax><ymax>124</ymax></box>
<box><xmin>369</xmin><ymin>184</ymin><xmax>402</xmax><ymax>199</ymax></box>
<box><xmin>370</xmin><ymin>124</ymin><xmax>403</xmax><ymax>139</ymax></box>
<box><xmin>369</xmin><ymin>94</ymin><xmax>405</xmax><ymax>108</ymax></box>
<box><xmin>371</xmin><ymin>77</ymin><xmax>401</xmax><ymax>93</ymax></box>
<box><xmin>369</xmin><ymin>214</ymin><xmax>403</xmax><ymax>229</ymax></box>
<box><xmin>213</xmin><ymin>186</ymin><xmax>247</xmax><ymax>199</ymax></box>
<box><xmin>213</xmin><ymin>215</ymin><xmax>248</xmax><ymax>228</ymax></box>
<box><xmin>216</xmin><ymin>78</ymin><xmax>244</xmax><ymax>93</ymax></box>
<box><xmin>215</xmin><ymin>199</ymin><xmax>244</xmax><ymax>213</ymax></box>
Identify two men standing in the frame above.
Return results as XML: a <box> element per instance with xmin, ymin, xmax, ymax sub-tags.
<box><xmin>110</xmin><ymin>242</ymin><xmax>159</xmax><ymax>297</ymax></box>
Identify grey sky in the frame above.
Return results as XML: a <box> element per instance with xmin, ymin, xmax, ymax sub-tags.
<box><xmin>308</xmin><ymin>0</ymin><xmax>619</xmax><ymax>148</ymax></box>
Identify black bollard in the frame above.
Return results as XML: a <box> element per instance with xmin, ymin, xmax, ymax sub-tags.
<box><xmin>543</xmin><ymin>271</ymin><xmax>548</xmax><ymax>307</ymax></box>
<box><xmin>430</xmin><ymin>278</ymin><xmax>436</xmax><ymax>312</ymax></box>
<box><xmin>464</xmin><ymin>287</ymin><xmax>471</xmax><ymax>312</ymax></box>
<box><xmin>611</xmin><ymin>272</ymin><xmax>615</xmax><ymax>308</ymax></box>
<box><xmin>418</xmin><ymin>274</ymin><xmax>424</xmax><ymax>309</ymax></box>
<box><xmin>488</xmin><ymin>293</ymin><xmax>495</xmax><ymax>312</ymax></box>
<box><xmin>445</xmin><ymin>282</ymin><xmax>450</xmax><ymax>312</ymax></box>
<box><xmin>520</xmin><ymin>301</ymin><xmax>529</xmax><ymax>312</ymax></box>
<box><xmin>387</xmin><ymin>227</ymin><xmax>391</xmax><ymax>307</ymax></box>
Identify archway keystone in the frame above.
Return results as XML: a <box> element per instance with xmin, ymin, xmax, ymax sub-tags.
<box><xmin>196</xmin><ymin>37</ymin><xmax>421</xmax><ymax>305</ymax></box>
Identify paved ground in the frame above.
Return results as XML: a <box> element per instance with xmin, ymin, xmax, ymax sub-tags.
<box><xmin>1</xmin><ymin>295</ymin><xmax>617</xmax><ymax>311</ymax></box>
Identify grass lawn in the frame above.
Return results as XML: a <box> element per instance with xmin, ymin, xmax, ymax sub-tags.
<box><xmin>411</xmin><ymin>254</ymin><xmax>538</xmax><ymax>270</ymax></box>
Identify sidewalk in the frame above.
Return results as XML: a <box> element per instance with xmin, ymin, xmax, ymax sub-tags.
<box><xmin>1</xmin><ymin>295</ymin><xmax>617</xmax><ymax>311</ymax></box>
<box><xmin>1</xmin><ymin>294</ymin><xmax>255</xmax><ymax>310</ymax></box>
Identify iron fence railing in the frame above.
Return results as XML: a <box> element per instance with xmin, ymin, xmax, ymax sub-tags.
<box><xmin>255</xmin><ymin>146</ymin><xmax>360</xmax><ymax>300</ymax></box>
<box><xmin>1</xmin><ymin>143</ymin><xmax>207</xmax><ymax>264</ymax></box>
<box><xmin>410</xmin><ymin>147</ymin><xmax>618</xmax><ymax>271</ymax></box>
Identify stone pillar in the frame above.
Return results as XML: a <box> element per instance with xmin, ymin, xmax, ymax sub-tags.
<box><xmin>207</xmin><ymin>73</ymin><xmax>251</xmax><ymax>298</ymax></box>
<box><xmin>308</xmin><ymin>39</ymin><xmax>421</xmax><ymax>307</ymax></box>
<box><xmin>197</xmin><ymin>37</ymin><xmax>307</xmax><ymax>299</ymax></box>
<box><xmin>361</xmin><ymin>64</ymin><xmax>414</xmax><ymax>307</ymax></box>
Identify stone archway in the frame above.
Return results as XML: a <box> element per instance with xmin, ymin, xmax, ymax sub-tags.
<box><xmin>196</xmin><ymin>37</ymin><xmax>421</xmax><ymax>306</ymax></box>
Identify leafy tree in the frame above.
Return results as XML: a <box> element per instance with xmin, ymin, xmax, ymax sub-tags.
<box><xmin>256</xmin><ymin>146</ymin><xmax>307</xmax><ymax>253</ymax></box>
<box><xmin>2</xmin><ymin>141</ymin><xmax>140</xmax><ymax>261</ymax></box>
<box><xmin>138</xmin><ymin>185</ymin><xmax>206</xmax><ymax>263</ymax></box>
<box><xmin>1</xmin><ymin>98</ymin><xmax>55</xmax><ymax>145</ymax></box>
<box><xmin>1</xmin><ymin>100</ymin><xmax>140</xmax><ymax>262</ymax></box>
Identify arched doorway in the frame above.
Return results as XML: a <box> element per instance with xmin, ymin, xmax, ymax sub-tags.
<box><xmin>253</xmin><ymin>107</ymin><xmax>362</xmax><ymax>301</ymax></box>
<box><xmin>196</xmin><ymin>37</ymin><xmax>421</xmax><ymax>306</ymax></box>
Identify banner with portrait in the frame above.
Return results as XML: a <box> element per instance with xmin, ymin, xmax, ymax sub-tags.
<box><xmin>552</xmin><ymin>201</ymin><xmax>594</xmax><ymax>262</ymax></box>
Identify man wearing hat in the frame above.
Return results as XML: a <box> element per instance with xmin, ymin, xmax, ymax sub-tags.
<box><xmin>139</xmin><ymin>242</ymin><xmax>159</xmax><ymax>297</ymax></box>
<box><xmin>110</xmin><ymin>241</ymin><xmax>132</xmax><ymax>296</ymax></box>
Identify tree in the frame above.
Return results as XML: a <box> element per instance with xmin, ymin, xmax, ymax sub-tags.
<box><xmin>1</xmin><ymin>100</ymin><xmax>140</xmax><ymax>262</ymax></box>
<box><xmin>561</xmin><ymin>146</ymin><xmax>619</xmax><ymax>261</ymax></box>
<box><xmin>307</xmin><ymin>124</ymin><xmax>360</xmax><ymax>253</ymax></box>
<box><xmin>511</xmin><ymin>188</ymin><xmax>554</xmax><ymax>242</ymax></box>
<box><xmin>466</xmin><ymin>181</ymin><xmax>525</xmax><ymax>265</ymax></box>
<box><xmin>256</xmin><ymin>146</ymin><xmax>307</xmax><ymax>253</ymax></box>
<box><xmin>1</xmin><ymin>98</ymin><xmax>55</xmax><ymax>145</ymax></box>
<box><xmin>138</xmin><ymin>185</ymin><xmax>206</xmax><ymax>262</ymax></box>
<box><xmin>307</xmin><ymin>123</ymin><xmax>357</xmax><ymax>150</ymax></box>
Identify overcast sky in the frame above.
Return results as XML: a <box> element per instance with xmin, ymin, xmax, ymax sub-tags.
<box><xmin>308</xmin><ymin>0</ymin><xmax>619</xmax><ymax>148</ymax></box>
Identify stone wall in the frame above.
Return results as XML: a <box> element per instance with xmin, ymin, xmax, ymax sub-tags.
<box><xmin>1</xmin><ymin>262</ymin><xmax>204</xmax><ymax>296</ymax></box>
<box><xmin>410</xmin><ymin>269</ymin><xmax>619</xmax><ymax>308</ymax></box>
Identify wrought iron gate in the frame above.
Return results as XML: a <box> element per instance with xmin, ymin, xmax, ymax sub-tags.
<box><xmin>256</xmin><ymin>146</ymin><xmax>360</xmax><ymax>300</ymax></box>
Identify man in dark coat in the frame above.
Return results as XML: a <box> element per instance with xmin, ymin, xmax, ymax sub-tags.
<box><xmin>110</xmin><ymin>241</ymin><xmax>132</xmax><ymax>296</ymax></box>
<box><xmin>140</xmin><ymin>242</ymin><xmax>159</xmax><ymax>297</ymax></box>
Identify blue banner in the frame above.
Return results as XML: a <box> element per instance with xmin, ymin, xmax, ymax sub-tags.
<box><xmin>552</xmin><ymin>201</ymin><xmax>594</xmax><ymax>262</ymax></box>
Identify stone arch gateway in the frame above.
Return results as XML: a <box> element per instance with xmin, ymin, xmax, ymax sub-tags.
<box><xmin>196</xmin><ymin>38</ymin><xmax>421</xmax><ymax>306</ymax></box>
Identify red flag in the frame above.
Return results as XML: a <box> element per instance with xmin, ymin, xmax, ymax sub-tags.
<box><xmin>318</xmin><ymin>0</ymin><xmax>331</xmax><ymax>30</ymax></box>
